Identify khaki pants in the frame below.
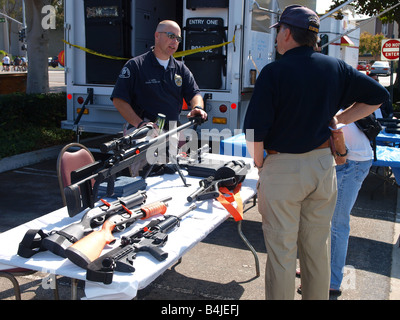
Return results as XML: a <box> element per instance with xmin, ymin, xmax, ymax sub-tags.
<box><xmin>257</xmin><ymin>148</ymin><xmax>337</xmax><ymax>300</ymax></box>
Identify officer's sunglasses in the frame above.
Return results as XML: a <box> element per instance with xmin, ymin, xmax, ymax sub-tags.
<box><xmin>159</xmin><ymin>32</ymin><xmax>182</xmax><ymax>43</ymax></box>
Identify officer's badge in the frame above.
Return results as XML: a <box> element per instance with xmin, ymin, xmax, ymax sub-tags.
<box><xmin>174</xmin><ymin>74</ymin><xmax>183</xmax><ymax>87</ymax></box>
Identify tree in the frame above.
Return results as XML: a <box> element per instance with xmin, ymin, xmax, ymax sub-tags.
<box><xmin>331</xmin><ymin>0</ymin><xmax>400</xmax><ymax>35</ymax></box>
<box><xmin>359</xmin><ymin>31</ymin><xmax>386</xmax><ymax>58</ymax></box>
<box><xmin>24</xmin><ymin>0</ymin><xmax>63</xmax><ymax>93</ymax></box>
<box><xmin>25</xmin><ymin>0</ymin><xmax>50</xmax><ymax>93</ymax></box>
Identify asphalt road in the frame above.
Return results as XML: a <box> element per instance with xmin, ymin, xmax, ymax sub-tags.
<box><xmin>49</xmin><ymin>69</ymin><xmax>66</xmax><ymax>93</ymax></box>
<box><xmin>0</xmin><ymin>138</ymin><xmax>399</xmax><ymax>301</ymax></box>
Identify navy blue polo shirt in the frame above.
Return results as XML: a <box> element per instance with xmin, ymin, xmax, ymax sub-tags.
<box><xmin>111</xmin><ymin>49</ymin><xmax>200</xmax><ymax>122</ymax></box>
<box><xmin>244</xmin><ymin>46</ymin><xmax>390</xmax><ymax>153</ymax></box>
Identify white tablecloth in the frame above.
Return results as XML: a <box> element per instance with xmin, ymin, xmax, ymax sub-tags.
<box><xmin>0</xmin><ymin>154</ymin><xmax>258</xmax><ymax>299</ymax></box>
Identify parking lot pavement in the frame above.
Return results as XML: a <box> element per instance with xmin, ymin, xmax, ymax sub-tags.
<box><xmin>0</xmin><ymin>143</ymin><xmax>399</xmax><ymax>300</ymax></box>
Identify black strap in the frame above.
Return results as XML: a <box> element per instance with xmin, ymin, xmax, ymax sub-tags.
<box><xmin>17</xmin><ymin>229</ymin><xmax>49</xmax><ymax>258</ymax></box>
<box><xmin>86</xmin><ymin>267</ymin><xmax>115</xmax><ymax>285</ymax></box>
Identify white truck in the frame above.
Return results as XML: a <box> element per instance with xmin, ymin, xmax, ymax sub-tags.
<box><xmin>61</xmin><ymin>0</ymin><xmax>360</xmax><ymax>141</ymax></box>
<box><xmin>62</xmin><ymin>0</ymin><xmax>279</xmax><ymax>139</ymax></box>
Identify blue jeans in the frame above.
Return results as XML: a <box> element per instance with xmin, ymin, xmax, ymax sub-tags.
<box><xmin>330</xmin><ymin>159</ymin><xmax>372</xmax><ymax>290</ymax></box>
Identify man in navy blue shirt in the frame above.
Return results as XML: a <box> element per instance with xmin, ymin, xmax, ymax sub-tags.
<box><xmin>244</xmin><ymin>5</ymin><xmax>389</xmax><ymax>300</ymax></box>
<box><xmin>111</xmin><ymin>20</ymin><xmax>207</xmax><ymax>130</ymax></box>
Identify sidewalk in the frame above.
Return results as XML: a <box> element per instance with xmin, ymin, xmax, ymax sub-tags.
<box><xmin>0</xmin><ymin>142</ymin><xmax>399</xmax><ymax>300</ymax></box>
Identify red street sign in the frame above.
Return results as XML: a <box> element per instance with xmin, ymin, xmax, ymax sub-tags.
<box><xmin>381</xmin><ymin>39</ymin><xmax>400</xmax><ymax>61</ymax></box>
<box><xmin>58</xmin><ymin>50</ymin><xmax>65</xmax><ymax>67</ymax></box>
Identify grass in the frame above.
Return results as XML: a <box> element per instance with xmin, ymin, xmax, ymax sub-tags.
<box><xmin>0</xmin><ymin>126</ymin><xmax>76</xmax><ymax>159</ymax></box>
<box><xmin>0</xmin><ymin>92</ymin><xmax>77</xmax><ymax>159</ymax></box>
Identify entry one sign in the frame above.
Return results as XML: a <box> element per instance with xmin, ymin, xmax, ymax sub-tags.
<box><xmin>381</xmin><ymin>39</ymin><xmax>400</xmax><ymax>61</ymax></box>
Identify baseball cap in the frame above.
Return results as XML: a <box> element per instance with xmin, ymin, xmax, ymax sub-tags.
<box><xmin>270</xmin><ymin>5</ymin><xmax>320</xmax><ymax>33</ymax></box>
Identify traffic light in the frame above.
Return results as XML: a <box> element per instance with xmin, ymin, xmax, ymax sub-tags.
<box><xmin>320</xmin><ymin>34</ymin><xmax>329</xmax><ymax>56</ymax></box>
<box><xmin>18</xmin><ymin>28</ymin><xmax>26</xmax><ymax>42</ymax></box>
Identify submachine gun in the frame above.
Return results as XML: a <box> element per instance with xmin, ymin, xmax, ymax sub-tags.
<box><xmin>86</xmin><ymin>204</ymin><xmax>197</xmax><ymax>284</ymax></box>
<box><xmin>64</xmin><ymin>116</ymin><xmax>204</xmax><ymax>217</ymax></box>
<box><xmin>187</xmin><ymin>160</ymin><xmax>251</xmax><ymax>203</ymax></box>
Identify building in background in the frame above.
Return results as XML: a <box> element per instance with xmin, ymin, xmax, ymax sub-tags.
<box><xmin>360</xmin><ymin>17</ymin><xmax>398</xmax><ymax>39</ymax></box>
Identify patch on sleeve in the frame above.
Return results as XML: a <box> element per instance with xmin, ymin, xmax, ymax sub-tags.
<box><xmin>119</xmin><ymin>67</ymin><xmax>131</xmax><ymax>79</ymax></box>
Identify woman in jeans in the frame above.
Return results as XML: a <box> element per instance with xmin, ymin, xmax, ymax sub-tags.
<box><xmin>330</xmin><ymin>117</ymin><xmax>374</xmax><ymax>295</ymax></box>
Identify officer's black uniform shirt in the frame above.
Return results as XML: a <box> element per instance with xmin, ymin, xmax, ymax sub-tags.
<box><xmin>244</xmin><ymin>46</ymin><xmax>390</xmax><ymax>153</ymax></box>
<box><xmin>111</xmin><ymin>49</ymin><xmax>200</xmax><ymax>122</ymax></box>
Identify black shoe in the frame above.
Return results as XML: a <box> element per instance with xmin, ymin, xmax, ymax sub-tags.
<box><xmin>296</xmin><ymin>285</ymin><xmax>342</xmax><ymax>297</ymax></box>
<box><xmin>329</xmin><ymin>289</ymin><xmax>342</xmax><ymax>297</ymax></box>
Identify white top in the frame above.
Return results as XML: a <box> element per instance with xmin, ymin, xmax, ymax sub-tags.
<box><xmin>341</xmin><ymin>109</ymin><xmax>382</xmax><ymax>162</ymax></box>
<box><xmin>343</xmin><ymin>122</ymin><xmax>373</xmax><ymax>161</ymax></box>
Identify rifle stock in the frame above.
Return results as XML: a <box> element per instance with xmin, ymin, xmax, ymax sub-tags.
<box><xmin>66</xmin><ymin>220</ymin><xmax>117</xmax><ymax>268</ymax></box>
<box><xmin>65</xmin><ymin>197</ymin><xmax>171</xmax><ymax>269</ymax></box>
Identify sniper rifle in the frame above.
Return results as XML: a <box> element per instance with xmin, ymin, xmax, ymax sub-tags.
<box><xmin>64</xmin><ymin>116</ymin><xmax>204</xmax><ymax>217</ymax></box>
<box><xmin>86</xmin><ymin>203</ymin><xmax>197</xmax><ymax>284</ymax></box>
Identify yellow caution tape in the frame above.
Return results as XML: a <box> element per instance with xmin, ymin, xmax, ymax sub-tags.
<box><xmin>63</xmin><ymin>35</ymin><xmax>235</xmax><ymax>60</ymax></box>
<box><xmin>62</xmin><ymin>40</ymin><xmax>129</xmax><ymax>60</ymax></box>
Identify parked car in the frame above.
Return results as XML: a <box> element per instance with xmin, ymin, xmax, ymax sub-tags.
<box><xmin>370</xmin><ymin>61</ymin><xmax>391</xmax><ymax>76</ymax></box>
<box><xmin>357</xmin><ymin>61</ymin><xmax>370</xmax><ymax>71</ymax></box>
<box><xmin>48</xmin><ymin>56</ymin><xmax>59</xmax><ymax>68</ymax></box>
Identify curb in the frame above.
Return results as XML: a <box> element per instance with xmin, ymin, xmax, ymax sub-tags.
<box><xmin>0</xmin><ymin>145</ymin><xmax>63</xmax><ymax>174</ymax></box>
<box><xmin>0</xmin><ymin>135</ymin><xmax>111</xmax><ymax>174</ymax></box>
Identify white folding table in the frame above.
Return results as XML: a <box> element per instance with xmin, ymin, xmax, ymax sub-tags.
<box><xmin>0</xmin><ymin>154</ymin><xmax>258</xmax><ymax>300</ymax></box>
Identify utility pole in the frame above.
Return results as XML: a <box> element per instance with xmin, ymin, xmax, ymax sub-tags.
<box><xmin>22</xmin><ymin>0</ymin><xmax>26</xmax><ymax>28</ymax></box>
<box><xmin>22</xmin><ymin>0</ymin><xmax>27</xmax><ymax>58</ymax></box>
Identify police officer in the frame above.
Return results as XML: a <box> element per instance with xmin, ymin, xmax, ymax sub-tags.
<box><xmin>111</xmin><ymin>20</ymin><xmax>207</xmax><ymax>131</ymax></box>
<box><xmin>244</xmin><ymin>5</ymin><xmax>389</xmax><ymax>300</ymax></box>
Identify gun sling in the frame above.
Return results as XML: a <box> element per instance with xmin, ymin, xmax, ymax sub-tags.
<box><xmin>216</xmin><ymin>184</ymin><xmax>244</xmax><ymax>222</ymax></box>
<box><xmin>17</xmin><ymin>229</ymin><xmax>49</xmax><ymax>258</ymax></box>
